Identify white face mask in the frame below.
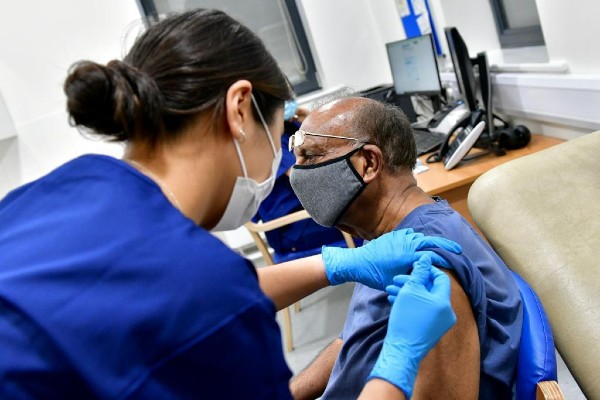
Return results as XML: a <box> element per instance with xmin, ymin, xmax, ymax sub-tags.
<box><xmin>212</xmin><ymin>94</ymin><xmax>282</xmax><ymax>232</ymax></box>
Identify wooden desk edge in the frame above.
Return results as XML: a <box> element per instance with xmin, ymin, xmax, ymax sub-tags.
<box><xmin>417</xmin><ymin>134</ymin><xmax>564</xmax><ymax>195</ymax></box>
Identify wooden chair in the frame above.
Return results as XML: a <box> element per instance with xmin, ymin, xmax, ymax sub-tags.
<box><xmin>245</xmin><ymin>209</ymin><xmax>356</xmax><ymax>352</ymax></box>
<box><xmin>468</xmin><ymin>131</ymin><xmax>600</xmax><ymax>399</ymax></box>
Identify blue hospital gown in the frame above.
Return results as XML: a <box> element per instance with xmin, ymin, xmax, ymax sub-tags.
<box><xmin>322</xmin><ymin>199</ymin><xmax>523</xmax><ymax>399</ymax></box>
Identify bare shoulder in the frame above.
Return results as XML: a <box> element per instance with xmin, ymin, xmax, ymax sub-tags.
<box><xmin>412</xmin><ymin>269</ymin><xmax>480</xmax><ymax>400</ymax></box>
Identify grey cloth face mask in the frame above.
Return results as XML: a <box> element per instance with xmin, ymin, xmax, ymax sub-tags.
<box><xmin>290</xmin><ymin>147</ymin><xmax>366</xmax><ymax>227</ymax></box>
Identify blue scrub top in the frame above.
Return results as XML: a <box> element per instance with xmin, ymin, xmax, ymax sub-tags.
<box><xmin>323</xmin><ymin>199</ymin><xmax>522</xmax><ymax>400</ymax></box>
<box><xmin>253</xmin><ymin>123</ymin><xmax>348</xmax><ymax>258</ymax></box>
<box><xmin>0</xmin><ymin>155</ymin><xmax>292</xmax><ymax>399</ymax></box>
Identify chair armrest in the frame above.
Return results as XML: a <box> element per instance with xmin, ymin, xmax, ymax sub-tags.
<box><xmin>341</xmin><ymin>231</ymin><xmax>356</xmax><ymax>249</ymax></box>
<box><xmin>245</xmin><ymin>210</ymin><xmax>311</xmax><ymax>233</ymax></box>
<box><xmin>244</xmin><ymin>209</ymin><xmax>357</xmax><ymax>261</ymax></box>
<box><xmin>536</xmin><ymin>381</ymin><xmax>565</xmax><ymax>400</ymax></box>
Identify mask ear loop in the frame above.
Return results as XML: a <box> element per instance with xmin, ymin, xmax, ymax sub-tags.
<box><xmin>250</xmin><ymin>93</ymin><xmax>277</xmax><ymax>156</ymax></box>
<box><xmin>233</xmin><ymin>139</ymin><xmax>250</xmax><ymax>180</ymax></box>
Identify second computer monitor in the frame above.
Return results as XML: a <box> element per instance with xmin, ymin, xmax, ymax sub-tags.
<box><xmin>444</xmin><ymin>27</ymin><xmax>478</xmax><ymax>112</ymax></box>
<box><xmin>386</xmin><ymin>34</ymin><xmax>442</xmax><ymax>96</ymax></box>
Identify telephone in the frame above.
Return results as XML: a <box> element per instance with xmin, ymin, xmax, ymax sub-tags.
<box><xmin>428</xmin><ymin>100</ymin><xmax>470</xmax><ymax>136</ymax></box>
<box><xmin>426</xmin><ymin>110</ymin><xmax>486</xmax><ymax>170</ymax></box>
<box><xmin>442</xmin><ymin>121</ymin><xmax>486</xmax><ymax>170</ymax></box>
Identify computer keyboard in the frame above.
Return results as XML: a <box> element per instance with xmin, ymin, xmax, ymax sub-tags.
<box><xmin>413</xmin><ymin>128</ymin><xmax>446</xmax><ymax>156</ymax></box>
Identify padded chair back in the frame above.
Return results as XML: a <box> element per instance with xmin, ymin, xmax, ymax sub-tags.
<box><xmin>468</xmin><ymin>131</ymin><xmax>600</xmax><ymax>399</ymax></box>
<box><xmin>512</xmin><ymin>271</ymin><xmax>557</xmax><ymax>400</ymax></box>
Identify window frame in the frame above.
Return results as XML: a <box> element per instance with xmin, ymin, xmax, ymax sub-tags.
<box><xmin>489</xmin><ymin>0</ymin><xmax>545</xmax><ymax>48</ymax></box>
<box><xmin>135</xmin><ymin>0</ymin><xmax>321</xmax><ymax>96</ymax></box>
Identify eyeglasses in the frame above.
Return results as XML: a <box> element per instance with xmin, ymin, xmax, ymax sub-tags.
<box><xmin>288</xmin><ymin>129</ymin><xmax>367</xmax><ymax>151</ymax></box>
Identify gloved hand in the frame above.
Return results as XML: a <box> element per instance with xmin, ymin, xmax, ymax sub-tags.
<box><xmin>368</xmin><ymin>257</ymin><xmax>457</xmax><ymax>398</ymax></box>
<box><xmin>321</xmin><ymin>228</ymin><xmax>461</xmax><ymax>290</ymax></box>
<box><xmin>284</xmin><ymin>99</ymin><xmax>298</xmax><ymax>120</ymax></box>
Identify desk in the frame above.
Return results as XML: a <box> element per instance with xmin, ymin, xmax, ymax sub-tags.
<box><xmin>415</xmin><ymin>134</ymin><xmax>564</xmax><ymax>233</ymax></box>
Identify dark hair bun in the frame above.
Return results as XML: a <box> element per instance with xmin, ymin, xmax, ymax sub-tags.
<box><xmin>64</xmin><ymin>60</ymin><xmax>163</xmax><ymax>141</ymax></box>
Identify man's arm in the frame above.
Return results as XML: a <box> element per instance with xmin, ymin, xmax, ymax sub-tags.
<box><xmin>359</xmin><ymin>261</ymin><xmax>457</xmax><ymax>400</ymax></box>
<box><xmin>358</xmin><ymin>380</ymin><xmax>406</xmax><ymax>400</ymax></box>
<box><xmin>412</xmin><ymin>269</ymin><xmax>480</xmax><ymax>399</ymax></box>
<box><xmin>290</xmin><ymin>338</ymin><xmax>343</xmax><ymax>400</ymax></box>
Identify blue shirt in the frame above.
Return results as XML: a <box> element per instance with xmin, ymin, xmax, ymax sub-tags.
<box><xmin>0</xmin><ymin>155</ymin><xmax>292</xmax><ymax>399</ymax></box>
<box><xmin>253</xmin><ymin>124</ymin><xmax>350</xmax><ymax>260</ymax></box>
<box><xmin>322</xmin><ymin>199</ymin><xmax>522</xmax><ymax>400</ymax></box>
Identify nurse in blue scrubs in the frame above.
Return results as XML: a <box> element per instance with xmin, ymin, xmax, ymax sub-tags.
<box><xmin>0</xmin><ymin>9</ymin><xmax>459</xmax><ymax>400</ymax></box>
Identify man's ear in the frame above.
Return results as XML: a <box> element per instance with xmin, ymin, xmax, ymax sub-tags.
<box><xmin>224</xmin><ymin>80</ymin><xmax>253</xmax><ymax>142</ymax></box>
<box><xmin>358</xmin><ymin>144</ymin><xmax>383</xmax><ymax>183</ymax></box>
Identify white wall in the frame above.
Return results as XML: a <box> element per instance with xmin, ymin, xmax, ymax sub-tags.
<box><xmin>537</xmin><ymin>0</ymin><xmax>600</xmax><ymax>74</ymax></box>
<box><xmin>429</xmin><ymin>0</ymin><xmax>500</xmax><ymax>58</ymax></box>
<box><xmin>0</xmin><ymin>92</ymin><xmax>16</xmax><ymax>141</ymax></box>
<box><xmin>427</xmin><ymin>0</ymin><xmax>600</xmax><ymax>74</ymax></box>
<box><xmin>0</xmin><ymin>1</ymin><xmax>142</xmax><ymax>197</ymax></box>
<box><xmin>299</xmin><ymin>0</ymin><xmax>404</xmax><ymax>91</ymax></box>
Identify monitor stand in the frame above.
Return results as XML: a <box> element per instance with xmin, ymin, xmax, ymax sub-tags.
<box><xmin>471</xmin><ymin>51</ymin><xmax>505</xmax><ymax>155</ymax></box>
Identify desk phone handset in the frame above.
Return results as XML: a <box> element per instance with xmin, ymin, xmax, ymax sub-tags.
<box><xmin>441</xmin><ymin>121</ymin><xmax>486</xmax><ymax>170</ymax></box>
<box><xmin>426</xmin><ymin>110</ymin><xmax>486</xmax><ymax>170</ymax></box>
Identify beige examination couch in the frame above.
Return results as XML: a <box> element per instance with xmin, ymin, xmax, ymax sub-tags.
<box><xmin>468</xmin><ymin>131</ymin><xmax>600</xmax><ymax>399</ymax></box>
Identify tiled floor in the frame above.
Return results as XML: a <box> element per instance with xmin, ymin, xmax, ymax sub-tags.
<box><xmin>275</xmin><ymin>281</ymin><xmax>587</xmax><ymax>399</ymax></box>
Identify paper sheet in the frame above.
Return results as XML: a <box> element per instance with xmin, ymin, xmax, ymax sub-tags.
<box><xmin>412</xmin><ymin>0</ymin><xmax>428</xmax><ymax>15</ymax></box>
<box><xmin>413</xmin><ymin>159</ymin><xmax>429</xmax><ymax>174</ymax></box>
<box><xmin>416</xmin><ymin>13</ymin><xmax>432</xmax><ymax>34</ymax></box>
<box><xmin>395</xmin><ymin>0</ymin><xmax>411</xmax><ymax>17</ymax></box>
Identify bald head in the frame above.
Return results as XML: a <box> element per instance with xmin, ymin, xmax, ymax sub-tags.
<box><xmin>302</xmin><ymin>96</ymin><xmax>417</xmax><ymax>172</ymax></box>
<box><xmin>303</xmin><ymin>97</ymin><xmax>373</xmax><ymax>142</ymax></box>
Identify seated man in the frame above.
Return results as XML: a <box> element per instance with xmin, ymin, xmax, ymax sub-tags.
<box><xmin>253</xmin><ymin>116</ymin><xmax>359</xmax><ymax>263</ymax></box>
<box><xmin>288</xmin><ymin>97</ymin><xmax>522</xmax><ymax>400</ymax></box>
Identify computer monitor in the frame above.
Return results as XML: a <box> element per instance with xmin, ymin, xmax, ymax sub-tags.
<box><xmin>386</xmin><ymin>34</ymin><xmax>442</xmax><ymax>97</ymax></box>
<box><xmin>445</xmin><ymin>27</ymin><xmax>497</xmax><ymax>141</ymax></box>
<box><xmin>444</xmin><ymin>27</ymin><xmax>478</xmax><ymax>112</ymax></box>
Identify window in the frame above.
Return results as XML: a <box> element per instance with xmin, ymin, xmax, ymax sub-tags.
<box><xmin>136</xmin><ymin>0</ymin><xmax>320</xmax><ymax>95</ymax></box>
<box><xmin>489</xmin><ymin>0</ymin><xmax>545</xmax><ymax>48</ymax></box>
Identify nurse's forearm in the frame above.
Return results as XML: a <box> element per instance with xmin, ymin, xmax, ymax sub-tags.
<box><xmin>257</xmin><ymin>255</ymin><xmax>330</xmax><ymax>310</ymax></box>
<box><xmin>358</xmin><ymin>379</ymin><xmax>406</xmax><ymax>400</ymax></box>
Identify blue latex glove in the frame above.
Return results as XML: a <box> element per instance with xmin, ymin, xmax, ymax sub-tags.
<box><xmin>284</xmin><ymin>99</ymin><xmax>298</xmax><ymax>120</ymax></box>
<box><xmin>387</xmin><ymin>273</ymin><xmax>431</xmax><ymax>303</ymax></box>
<box><xmin>321</xmin><ymin>228</ymin><xmax>461</xmax><ymax>290</ymax></box>
<box><xmin>369</xmin><ymin>257</ymin><xmax>457</xmax><ymax>398</ymax></box>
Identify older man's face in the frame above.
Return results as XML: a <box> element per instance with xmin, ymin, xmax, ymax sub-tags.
<box><xmin>293</xmin><ymin>98</ymin><xmax>368</xmax><ymax>166</ymax></box>
<box><xmin>287</xmin><ymin>97</ymin><xmax>377</xmax><ymax>229</ymax></box>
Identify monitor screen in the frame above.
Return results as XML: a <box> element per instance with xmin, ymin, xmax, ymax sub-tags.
<box><xmin>445</xmin><ymin>27</ymin><xmax>477</xmax><ymax>111</ymax></box>
<box><xmin>386</xmin><ymin>34</ymin><xmax>442</xmax><ymax>96</ymax></box>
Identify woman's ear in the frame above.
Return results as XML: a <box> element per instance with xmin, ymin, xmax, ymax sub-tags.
<box><xmin>225</xmin><ymin>80</ymin><xmax>253</xmax><ymax>142</ymax></box>
<box><xmin>359</xmin><ymin>144</ymin><xmax>383</xmax><ymax>184</ymax></box>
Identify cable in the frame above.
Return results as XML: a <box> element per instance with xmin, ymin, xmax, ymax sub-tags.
<box><xmin>426</xmin><ymin>152</ymin><xmax>442</xmax><ymax>163</ymax></box>
<box><xmin>493</xmin><ymin>113</ymin><xmax>509</xmax><ymax>129</ymax></box>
